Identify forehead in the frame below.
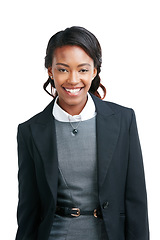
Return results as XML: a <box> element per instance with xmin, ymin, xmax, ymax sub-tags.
<box><xmin>52</xmin><ymin>45</ymin><xmax>94</xmax><ymax>65</ymax></box>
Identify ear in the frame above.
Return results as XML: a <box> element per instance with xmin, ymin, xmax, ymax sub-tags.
<box><xmin>48</xmin><ymin>67</ymin><xmax>53</xmax><ymax>78</ymax></box>
<box><xmin>92</xmin><ymin>68</ymin><xmax>97</xmax><ymax>80</ymax></box>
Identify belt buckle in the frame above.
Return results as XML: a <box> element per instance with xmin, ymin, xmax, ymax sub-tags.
<box><xmin>71</xmin><ymin>208</ymin><xmax>80</xmax><ymax>217</ymax></box>
<box><xmin>94</xmin><ymin>209</ymin><xmax>98</xmax><ymax>218</ymax></box>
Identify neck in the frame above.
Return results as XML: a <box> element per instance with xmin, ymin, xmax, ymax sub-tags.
<box><xmin>57</xmin><ymin>97</ymin><xmax>88</xmax><ymax>116</ymax></box>
<box><xmin>58</xmin><ymin>103</ymin><xmax>86</xmax><ymax>116</ymax></box>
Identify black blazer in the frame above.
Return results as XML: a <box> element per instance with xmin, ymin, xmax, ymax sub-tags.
<box><xmin>16</xmin><ymin>94</ymin><xmax>149</xmax><ymax>240</ymax></box>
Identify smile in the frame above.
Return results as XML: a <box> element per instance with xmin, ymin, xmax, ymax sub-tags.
<box><xmin>64</xmin><ymin>88</ymin><xmax>82</xmax><ymax>93</ymax></box>
<box><xmin>63</xmin><ymin>87</ymin><xmax>83</xmax><ymax>96</ymax></box>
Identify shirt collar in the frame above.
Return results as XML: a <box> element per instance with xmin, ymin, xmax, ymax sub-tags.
<box><xmin>52</xmin><ymin>93</ymin><xmax>96</xmax><ymax>122</ymax></box>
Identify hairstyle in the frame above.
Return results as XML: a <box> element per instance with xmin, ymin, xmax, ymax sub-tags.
<box><xmin>44</xmin><ymin>26</ymin><xmax>106</xmax><ymax>99</ymax></box>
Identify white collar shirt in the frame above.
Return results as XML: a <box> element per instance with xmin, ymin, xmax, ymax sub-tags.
<box><xmin>52</xmin><ymin>93</ymin><xmax>96</xmax><ymax>122</ymax></box>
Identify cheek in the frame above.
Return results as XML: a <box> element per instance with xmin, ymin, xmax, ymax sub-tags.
<box><xmin>83</xmin><ymin>75</ymin><xmax>93</xmax><ymax>86</ymax></box>
<box><xmin>80</xmin><ymin>72</ymin><xmax>93</xmax><ymax>82</ymax></box>
<box><xmin>53</xmin><ymin>73</ymin><xmax>66</xmax><ymax>86</ymax></box>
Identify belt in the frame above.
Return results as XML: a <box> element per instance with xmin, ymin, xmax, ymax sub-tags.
<box><xmin>56</xmin><ymin>206</ymin><xmax>102</xmax><ymax>218</ymax></box>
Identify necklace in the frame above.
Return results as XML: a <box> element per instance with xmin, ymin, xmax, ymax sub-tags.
<box><xmin>68</xmin><ymin>116</ymin><xmax>82</xmax><ymax>136</ymax></box>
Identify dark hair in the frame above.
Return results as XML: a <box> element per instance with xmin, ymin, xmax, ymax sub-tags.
<box><xmin>44</xmin><ymin>26</ymin><xmax>106</xmax><ymax>99</ymax></box>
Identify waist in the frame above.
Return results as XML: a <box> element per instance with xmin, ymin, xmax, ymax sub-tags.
<box><xmin>56</xmin><ymin>206</ymin><xmax>103</xmax><ymax>219</ymax></box>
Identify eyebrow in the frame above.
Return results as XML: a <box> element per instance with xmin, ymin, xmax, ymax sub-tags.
<box><xmin>56</xmin><ymin>63</ymin><xmax>91</xmax><ymax>67</ymax></box>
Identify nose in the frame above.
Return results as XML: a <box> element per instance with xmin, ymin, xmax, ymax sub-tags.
<box><xmin>67</xmin><ymin>71</ymin><xmax>80</xmax><ymax>85</ymax></box>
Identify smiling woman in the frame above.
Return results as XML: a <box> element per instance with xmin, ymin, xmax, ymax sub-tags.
<box><xmin>16</xmin><ymin>26</ymin><xmax>149</xmax><ymax>240</ymax></box>
<box><xmin>43</xmin><ymin>26</ymin><xmax>106</xmax><ymax>103</ymax></box>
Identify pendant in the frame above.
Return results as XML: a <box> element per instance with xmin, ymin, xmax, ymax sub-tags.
<box><xmin>71</xmin><ymin>129</ymin><xmax>78</xmax><ymax>136</ymax></box>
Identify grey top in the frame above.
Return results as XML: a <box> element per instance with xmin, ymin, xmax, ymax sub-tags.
<box><xmin>48</xmin><ymin>117</ymin><xmax>108</xmax><ymax>240</ymax></box>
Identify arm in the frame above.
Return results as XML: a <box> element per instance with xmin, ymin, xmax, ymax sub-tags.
<box><xmin>16</xmin><ymin>125</ymin><xmax>41</xmax><ymax>240</ymax></box>
<box><xmin>125</xmin><ymin>110</ymin><xmax>149</xmax><ymax>240</ymax></box>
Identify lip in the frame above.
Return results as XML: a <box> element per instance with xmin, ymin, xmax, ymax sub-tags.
<box><xmin>63</xmin><ymin>87</ymin><xmax>84</xmax><ymax>96</ymax></box>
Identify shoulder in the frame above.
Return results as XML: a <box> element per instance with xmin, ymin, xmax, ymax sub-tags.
<box><xmin>92</xmin><ymin>94</ymin><xmax>136</xmax><ymax>130</ymax></box>
<box><xmin>90</xmin><ymin>94</ymin><xmax>135</xmax><ymax>125</ymax></box>
<box><xmin>18</xmin><ymin>99</ymin><xmax>55</xmax><ymax>131</ymax></box>
<box><xmin>92</xmin><ymin>93</ymin><xmax>134</xmax><ymax>116</ymax></box>
<box><xmin>100</xmin><ymin>101</ymin><xmax>139</xmax><ymax>137</ymax></box>
<box><xmin>105</xmin><ymin>100</ymin><xmax>134</xmax><ymax>115</ymax></box>
<box><xmin>104</xmin><ymin>100</ymin><xmax>135</xmax><ymax>124</ymax></box>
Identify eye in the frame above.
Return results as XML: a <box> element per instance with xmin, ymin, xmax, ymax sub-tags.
<box><xmin>79</xmin><ymin>69</ymin><xmax>89</xmax><ymax>73</ymax></box>
<box><xmin>58</xmin><ymin>68</ymin><xmax>68</xmax><ymax>73</ymax></box>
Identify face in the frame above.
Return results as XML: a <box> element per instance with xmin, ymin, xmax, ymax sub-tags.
<box><xmin>48</xmin><ymin>45</ymin><xmax>97</xmax><ymax>115</ymax></box>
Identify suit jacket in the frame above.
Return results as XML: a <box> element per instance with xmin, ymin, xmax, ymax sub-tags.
<box><xmin>16</xmin><ymin>93</ymin><xmax>149</xmax><ymax>240</ymax></box>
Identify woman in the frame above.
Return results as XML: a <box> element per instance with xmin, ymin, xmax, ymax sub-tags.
<box><xmin>16</xmin><ymin>26</ymin><xmax>149</xmax><ymax>240</ymax></box>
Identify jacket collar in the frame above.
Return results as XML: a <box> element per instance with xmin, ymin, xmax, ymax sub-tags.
<box><xmin>90</xmin><ymin>93</ymin><xmax>114</xmax><ymax>116</ymax></box>
<box><xmin>35</xmin><ymin>92</ymin><xmax>115</xmax><ymax>125</ymax></box>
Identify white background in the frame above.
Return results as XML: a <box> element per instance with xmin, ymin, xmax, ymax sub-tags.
<box><xmin>0</xmin><ymin>0</ymin><xmax>160</xmax><ymax>239</ymax></box>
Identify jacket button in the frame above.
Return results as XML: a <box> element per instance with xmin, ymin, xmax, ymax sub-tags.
<box><xmin>102</xmin><ymin>201</ymin><xmax>109</xmax><ymax>209</ymax></box>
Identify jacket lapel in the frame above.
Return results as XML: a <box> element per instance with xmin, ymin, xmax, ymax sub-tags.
<box><xmin>91</xmin><ymin>95</ymin><xmax>121</xmax><ymax>189</ymax></box>
<box><xmin>30</xmin><ymin>100</ymin><xmax>59</xmax><ymax>199</ymax></box>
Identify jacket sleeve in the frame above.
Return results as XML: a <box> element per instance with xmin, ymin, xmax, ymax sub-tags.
<box><xmin>125</xmin><ymin>110</ymin><xmax>149</xmax><ymax>240</ymax></box>
<box><xmin>16</xmin><ymin>125</ymin><xmax>41</xmax><ymax>240</ymax></box>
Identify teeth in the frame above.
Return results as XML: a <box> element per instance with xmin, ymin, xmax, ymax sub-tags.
<box><xmin>65</xmin><ymin>88</ymin><xmax>81</xmax><ymax>93</ymax></box>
